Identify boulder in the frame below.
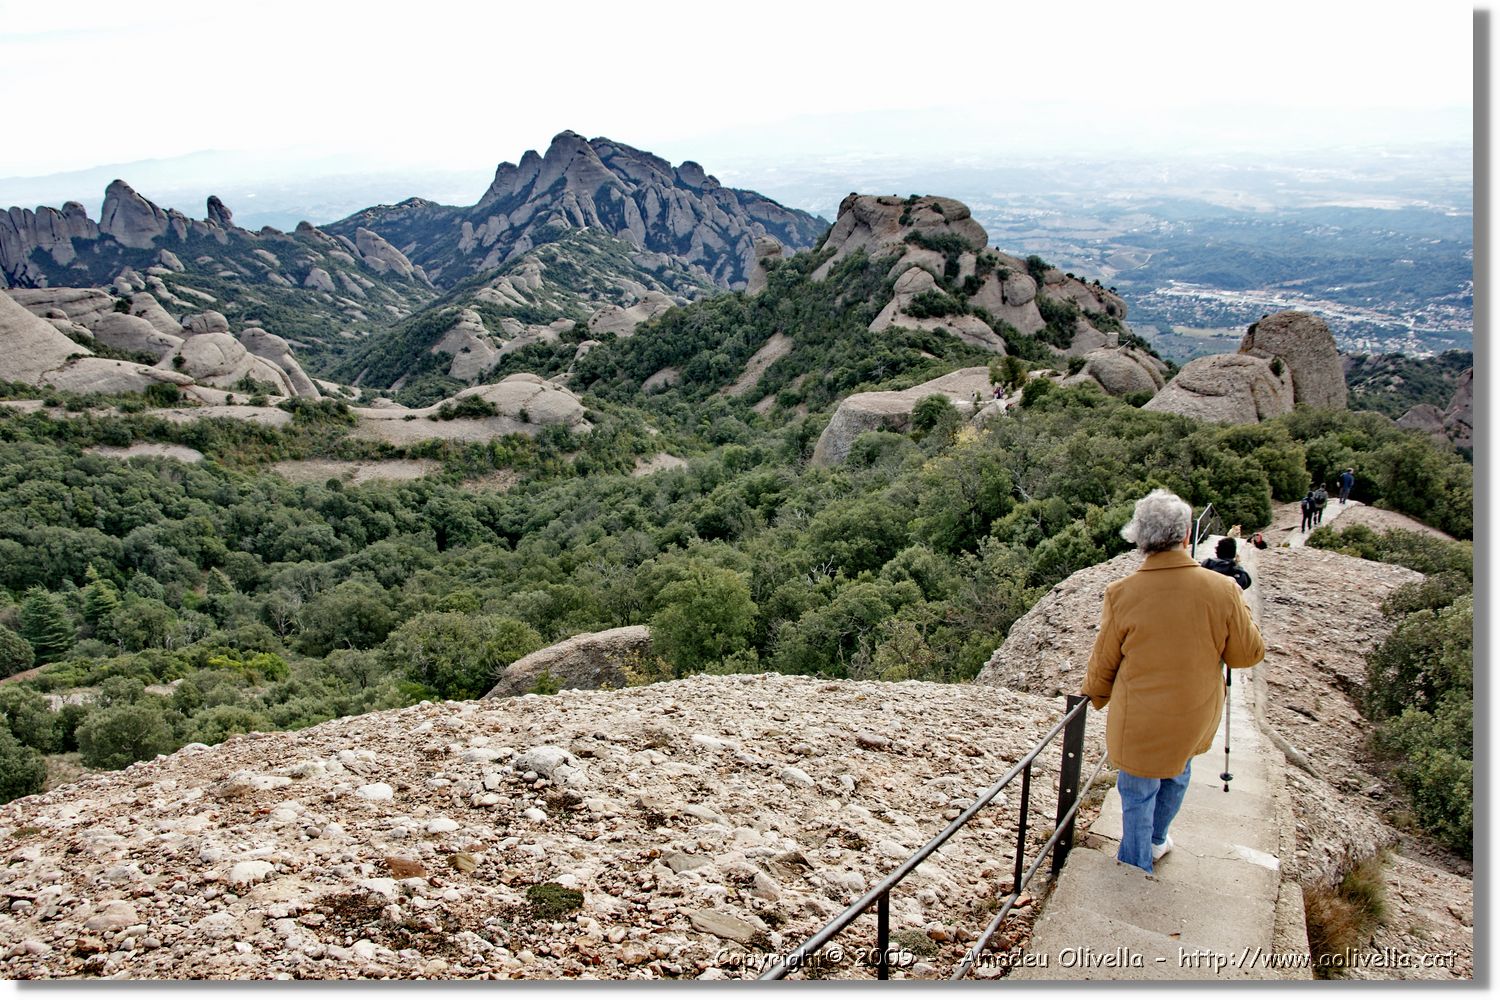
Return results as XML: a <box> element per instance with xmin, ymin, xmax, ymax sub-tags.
<box><xmin>161</xmin><ymin>332</ymin><xmax>295</xmax><ymax>396</ymax></box>
<box><xmin>206</xmin><ymin>195</ymin><xmax>233</xmax><ymax>229</ymax></box>
<box><xmin>430</xmin><ymin>308</ymin><xmax>498</xmax><ymax>382</ymax></box>
<box><xmin>1444</xmin><ymin>367</ymin><xmax>1473</xmax><ymax>449</ymax></box>
<box><xmin>484</xmin><ymin>625</ymin><xmax>653</xmax><ymax>698</ymax></box>
<box><xmin>1142</xmin><ymin>353</ymin><xmax>1293</xmax><ymax>424</ymax></box>
<box><xmin>744</xmin><ymin>235</ymin><xmax>784</xmax><ymax>295</ymax></box>
<box><xmin>1239</xmin><ymin>311</ymin><xmax>1347</xmax><ymax>410</ymax></box>
<box><xmin>303</xmin><ymin>267</ymin><xmax>336</xmax><ymax>293</ymax></box>
<box><xmin>1061</xmin><ymin>346</ymin><xmax>1167</xmax><ymax>397</ymax></box>
<box><xmin>352</xmin><ymin>373</ymin><xmax>590</xmax><ymax>444</ymax></box>
<box><xmin>89</xmin><ymin>312</ymin><xmax>182</xmax><ymax>359</ymax></box>
<box><xmin>0</xmin><ymin>289</ymin><xmax>95</xmax><ymax>381</ymax></box>
<box><xmin>239</xmin><ymin>329</ymin><xmax>320</xmax><ymax>398</ymax></box>
<box><xmin>99</xmin><ymin>180</ymin><xmax>169</xmax><ymax>249</ymax></box>
<box><xmin>812</xmin><ymin>366</ymin><xmax>993</xmax><ymax>466</ymax></box>
<box><xmin>354</xmin><ymin>228</ymin><xmax>417</xmax><ymax>280</ymax></box>
<box><xmin>7</xmin><ymin>287</ymin><xmax>118</xmax><ymax>328</ymax></box>
<box><xmin>128</xmin><ymin>293</ymin><xmax>185</xmax><ymax>338</ymax></box>
<box><xmin>182</xmin><ymin>311</ymin><xmax>231</xmax><ymax>336</ymax></box>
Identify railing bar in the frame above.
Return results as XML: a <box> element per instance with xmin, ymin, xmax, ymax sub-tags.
<box><xmin>1012</xmin><ymin>762</ymin><xmax>1032</xmax><ymax>894</ymax></box>
<box><xmin>954</xmin><ymin>752</ymin><xmax>1111</xmax><ymax>979</ymax></box>
<box><xmin>952</xmin><ymin>892</ymin><xmax>1022</xmax><ymax>980</ymax></box>
<box><xmin>759</xmin><ymin>699</ymin><xmax>1089</xmax><ymax>979</ymax></box>
<box><xmin>876</xmin><ymin>891</ymin><xmax>890</xmax><ymax>981</ymax></box>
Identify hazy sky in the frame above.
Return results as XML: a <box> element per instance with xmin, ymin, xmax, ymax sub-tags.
<box><xmin>0</xmin><ymin>0</ymin><xmax>1477</xmax><ymax>179</ymax></box>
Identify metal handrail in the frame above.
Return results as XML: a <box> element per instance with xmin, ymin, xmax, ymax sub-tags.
<box><xmin>1191</xmin><ymin>503</ymin><xmax>1222</xmax><ymax>559</ymax></box>
<box><xmin>758</xmin><ymin>694</ymin><xmax>1099</xmax><ymax>980</ymax></box>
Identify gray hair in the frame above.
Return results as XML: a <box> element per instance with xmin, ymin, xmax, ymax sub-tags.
<box><xmin>1121</xmin><ymin>489</ymin><xmax>1192</xmax><ymax>553</ymax></box>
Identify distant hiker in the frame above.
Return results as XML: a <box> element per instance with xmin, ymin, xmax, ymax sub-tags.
<box><xmin>1250</xmin><ymin>532</ymin><xmax>1268</xmax><ymax>550</ymax></box>
<box><xmin>1311</xmin><ymin>485</ymin><xmax>1329</xmax><ymax>525</ymax></box>
<box><xmin>1299</xmin><ymin>489</ymin><xmax>1316</xmax><ymax>533</ymax></box>
<box><xmin>1084</xmin><ymin>490</ymin><xmax>1264</xmax><ymax>875</ymax></box>
<box><xmin>1339</xmin><ymin>468</ymin><xmax>1355</xmax><ymax>505</ymax></box>
<box><xmin>993</xmin><ymin>384</ymin><xmax>1004</xmax><ymax>400</ymax></box>
<box><xmin>1201</xmin><ymin>537</ymin><xmax>1252</xmax><ymax>591</ymax></box>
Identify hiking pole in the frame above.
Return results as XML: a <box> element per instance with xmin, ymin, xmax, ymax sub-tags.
<box><xmin>1220</xmin><ymin>663</ymin><xmax>1233</xmax><ymax>792</ymax></box>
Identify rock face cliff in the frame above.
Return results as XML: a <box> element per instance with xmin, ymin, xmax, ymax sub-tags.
<box><xmin>1397</xmin><ymin>367</ymin><xmax>1472</xmax><ymax>451</ymax></box>
<box><xmin>322</xmin><ymin>131</ymin><xmax>828</xmax><ymax>290</ymax></box>
<box><xmin>815</xmin><ymin>194</ymin><xmax>1130</xmax><ymax>358</ymax></box>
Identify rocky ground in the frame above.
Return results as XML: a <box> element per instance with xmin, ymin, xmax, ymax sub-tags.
<box><xmin>0</xmin><ymin>673</ymin><xmax>1101</xmax><ymax>980</ymax></box>
<box><xmin>270</xmin><ymin>459</ymin><xmax>440</xmax><ymax>486</ymax></box>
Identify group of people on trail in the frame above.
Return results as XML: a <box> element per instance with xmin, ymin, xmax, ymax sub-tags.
<box><xmin>1299</xmin><ymin>468</ymin><xmax>1355</xmax><ymax>533</ymax></box>
<box><xmin>1082</xmin><ymin>489</ymin><xmax>1266</xmax><ymax>875</ymax></box>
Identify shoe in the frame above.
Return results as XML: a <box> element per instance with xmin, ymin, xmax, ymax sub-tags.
<box><xmin>1151</xmin><ymin>835</ymin><xmax>1174</xmax><ymax>862</ymax></box>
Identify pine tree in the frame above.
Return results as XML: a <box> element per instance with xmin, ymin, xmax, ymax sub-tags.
<box><xmin>18</xmin><ymin>589</ymin><xmax>74</xmax><ymax>663</ymax></box>
<box><xmin>81</xmin><ymin>565</ymin><xmax>121</xmax><ymax>639</ymax></box>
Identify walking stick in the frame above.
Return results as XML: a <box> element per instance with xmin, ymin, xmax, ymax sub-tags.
<box><xmin>1220</xmin><ymin>663</ymin><xmax>1233</xmax><ymax>793</ymax></box>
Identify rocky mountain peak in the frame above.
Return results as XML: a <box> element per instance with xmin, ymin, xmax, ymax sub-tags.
<box><xmin>205</xmin><ymin>195</ymin><xmax>233</xmax><ymax>229</ymax></box>
<box><xmin>345</xmin><ymin>132</ymin><xmax>826</xmax><ymax>290</ymax></box>
<box><xmin>99</xmin><ymin>179</ymin><xmax>170</xmax><ymax>249</ymax></box>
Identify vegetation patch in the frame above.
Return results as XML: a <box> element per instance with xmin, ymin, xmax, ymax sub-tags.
<box><xmin>1303</xmin><ymin>854</ymin><xmax>1390</xmax><ymax>978</ymax></box>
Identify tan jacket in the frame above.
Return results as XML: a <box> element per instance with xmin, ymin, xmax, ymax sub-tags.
<box><xmin>1083</xmin><ymin>548</ymin><xmax>1265</xmax><ymax>779</ymax></box>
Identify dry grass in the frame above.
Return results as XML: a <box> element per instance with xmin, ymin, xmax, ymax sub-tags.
<box><xmin>1303</xmin><ymin>852</ymin><xmax>1390</xmax><ymax>978</ymax></box>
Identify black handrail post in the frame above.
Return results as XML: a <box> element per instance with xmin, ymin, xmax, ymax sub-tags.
<box><xmin>876</xmin><ymin>890</ymin><xmax>890</xmax><ymax>980</ymax></box>
<box><xmin>1012</xmin><ymin>761</ymin><xmax>1032</xmax><ymax>894</ymax></box>
<box><xmin>1051</xmin><ymin>694</ymin><xmax>1089</xmax><ymax>877</ymax></box>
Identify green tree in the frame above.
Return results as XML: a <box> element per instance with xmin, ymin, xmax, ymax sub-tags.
<box><xmin>81</xmin><ymin>565</ymin><xmax>121</xmax><ymax>638</ymax></box>
<box><xmin>0</xmin><ymin>686</ymin><xmax>59</xmax><ymax>752</ymax></box>
<box><xmin>76</xmin><ymin>702</ymin><xmax>176</xmax><ymax>770</ymax></box>
<box><xmin>18</xmin><ymin>589</ymin><xmax>73</xmax><ymax>662</ymax></box>
<box><xmin>386</xmin><ymin>613</ymin><xmax>543</xmax><ymax>700</ymax></box>
<box><xmin>0</xmin><ymin>727</ymin><xmax>47</xmax><ymax>804</ymax></box>
<box><xmin>295</xmin><ymin>581</ymin><xmax>398</xmax><ymax>656</ymax></box>
<box><xmin>0</xmin><ymin>625</ymin><xmax>33</xmax><ymax>678</ymax></box>
<box><xmin>650</xmin><ymin>564</ymin><xmax>757</xmax><ymax>674</ymax></box>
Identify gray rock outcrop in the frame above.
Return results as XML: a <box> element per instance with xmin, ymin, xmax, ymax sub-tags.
<box><xmin>1397</xmin><ymin>366</ymin><xmax>1472</xmax><ymax>450</ymax></box>
<box><xmin>206</xmin><ymin>196</ymin><xmax>234</xmax><ymax>229</ymax></box>
<box><xmin>587</xmin><ymin>291</ymin><xmax>676</xmax><ymax>338</ymax></box>
<box><xmin>181</xmin><ymin>311</ymin><xmax>231</xmax><ymax>336</ymax></box>
<box><xmin>1142</xmin><ymin>353</ymin><xmax>1293</xmax><ymax>424</ymax></box>
<box><xmin>159</xmin><ymin>332</ymin><xmax>295</xmax><ymax>396</ymax></box>
<box><xmin>90</xmin><ymin>312</ymin><xmax>182</xmax><ymax>358</ymax></box>
<box><xmin>1061</xmin><ymin>346</ymin><xmax>1168</xmax><ymax>397</ymax></box>
<box><xmin>99</xmin><ymin>180</ymin><xmax>170</xmax><ymax>249</ymax></box>
<box><xmin>240</xmin><ymin>329</ymin><xmax>321</xmax><ymax>398</ymax></box>
<box><xmin>812</xmin><ymin>366</ymin><xmax>994</xmax><ymax>466</ymax></box>
<box><xmin>354</xmin><ymin>228</ymin><xmax>418</xmax><ymax>281</ymax></box>
<box><xmin>430</xmin><ymin>308</ymin><xmax>499</xmax><ymax>382</ymax></box>
<box><xmin>352</xmin><ymin>373</ymin><xmax>590</xmax><ymax>444</ymax></box>
<box><xmin>1239</xmin><ymin>311</ymin><xmax>1347</xmax><ymax>410</ymax></box>
<box><xmin>484</xmin><ymin>625</ymin><xmax>654</xmax><ymax>698</ymax></box>
<box><xmin>743</xmin><ymin>235</ymin><xmax>784</xmax><ymax>295</ymax></box>
<box><xmin>0</xmin><ymin>290</ymin><xmax>196</xmax><ymax>395</ymax></box>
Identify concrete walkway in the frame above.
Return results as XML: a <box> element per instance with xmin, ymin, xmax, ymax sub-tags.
<box><xmin>1011</xmin><ymin>530</ymin><xmax>1316</xmax><ymax>981</ymax></box>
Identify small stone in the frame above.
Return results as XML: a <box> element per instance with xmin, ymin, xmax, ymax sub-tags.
<box><xmin>450</xmin><ymin>853</ymin><xmax>479</xmax><ymax>874</ymax></box>
<box><xmin>84</xmin><ymin>900</ymin><xmax>139</xmax><ymax>933</ymax></box>
<box><xmin>229</xmin><ymin>860</ymin><xmax>275</xmax><ymax>885</ymax></box>
<box><xmin>427</xmin><ymin>817</ymin><xmax>460</xmax><ymax>834</ymax></box>
<box><xmin>619</xmin><ymin>943</ymin><xmax>652</xmax><ymax>965</ymax></box>
<box><xmin>780</xmin><ymin>766</ymin><xmax>815</xmax><ymax>788</ymax></box>
<box><xmin>855</xmin><ymin>731</ymin><xmax>891</xmax><ymax>750</ymax></box>
<box><xmin>689</xmin><ymin>908</ymin><xmax>761</xmax><ymax>945</ymax></box>
<box><xmin>663</xmin><ymin>852</ymin><xmax>711</xmax><ymax>874</ymax></box>
<box><xmin>356</xmin><ymin>783</ymin><xmax>394</xmax><ymax>801</ymax></box>
<box><xmin>384</xmin><ymin>857</ymin><xmax>426</xmax><ymax>878</ymax></box>
<box><xmin>522</xmin><ymin>807</ymin><xmax>547</xmax><ymax>823</ymax></box>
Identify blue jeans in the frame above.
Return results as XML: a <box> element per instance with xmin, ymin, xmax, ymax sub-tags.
<box><xmin>1116</xmin><ymin>761</ymin><xmax>1192</xmax><ymax>874</ymax></box>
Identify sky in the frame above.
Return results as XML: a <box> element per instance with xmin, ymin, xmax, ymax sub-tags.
<box><xmin>0</xmin><ymin>0</ymin><xmax>1477</xmax><ymax>180</ymax></box>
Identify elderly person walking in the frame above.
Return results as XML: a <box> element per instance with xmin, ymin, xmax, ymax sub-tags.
<box><xmin>1083</xmin><ymin>489</ymin><xmax>1265</xmax><ymax>874</ymax></box>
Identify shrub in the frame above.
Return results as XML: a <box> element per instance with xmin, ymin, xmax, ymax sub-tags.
<box><xmin>1020</xmin><ymin>378</ymin><xmax>1055</xmax><ymax>408</ymax></box>
<box><xmin>76</xmin><ymin>702</ymin><xmax>176</xmax><ymax>770</ymax></box>
<box><xmin>0</xmin><ymin>625</ymin><xmax>33</xmax><ymax>678</ymax></box>
<box><xmin>911</xmin><ymin>394</ymin><xmax>959</xmax><ymax>436</ymax></box>
<box><xmin>385</xmin><ymin>613</ymin><xmax>543</xmax><ymax>700</ymax></box>
<box><xmin>0</xmin><ymin>728</ymin><xmax>47</xmax><ymax>804</ymax></box>
<box><xmin>1303</xmin><ymin>854</ymin><xmax>1389</xmax><ymax>978</ymax></box>
<box><xmin>650</xmin><ymin>565</ymin><xmax>756</xmax><ymax>675</ymax></box>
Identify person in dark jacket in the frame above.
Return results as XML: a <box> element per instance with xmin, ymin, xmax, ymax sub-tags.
<box><xmin>1201</xmin><ymin>537</ymin><xmax>1252</xmax><ymax>590</ymax></box>
<box><xmin>1300</xmin><ymin>489</ymin><xmax>1317</xmax><ymax>532</ymax></box>
<box><xmin>1339</xmin><ymin>468</ymin><xmax>1355</xmax><ymax>505</ymax></box>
